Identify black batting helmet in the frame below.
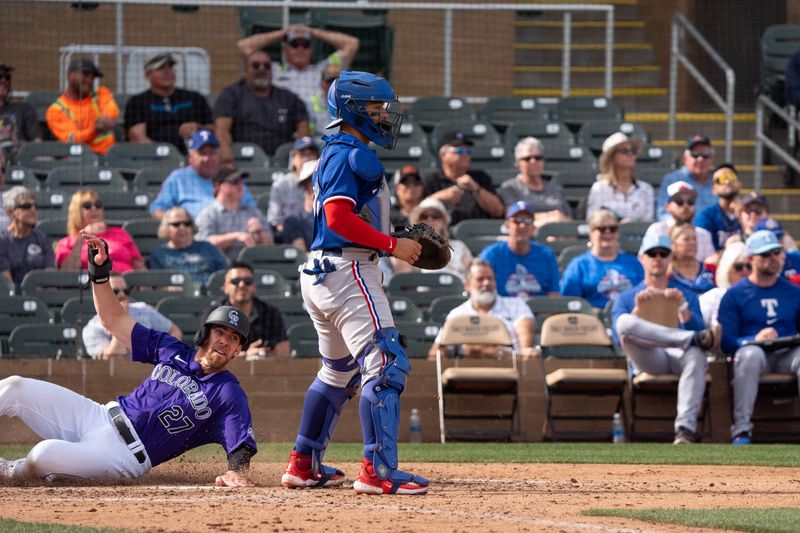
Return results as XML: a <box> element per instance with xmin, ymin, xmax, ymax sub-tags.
<box><xmin>195</xmin><ymin>305</ymin><xmax>250</xmax><ymax>349</ymax></box>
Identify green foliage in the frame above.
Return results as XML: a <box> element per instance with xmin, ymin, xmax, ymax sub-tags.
<box><xmin>584</xmin><ymin>508</ymin><xmax>800</xmax><ymax>533</ymax></box>
<box><xmin>0</xmin><ymin>519</ymin><xmax>129</xmax><ymax>533</ymax></box>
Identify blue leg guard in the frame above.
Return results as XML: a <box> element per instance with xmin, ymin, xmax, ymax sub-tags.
<box><xmin>359</xmin><ymin>328</ymin><xmax>429</xmax><ymax>491</ymax></box>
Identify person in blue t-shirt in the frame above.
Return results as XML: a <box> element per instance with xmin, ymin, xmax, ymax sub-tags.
<box><xmin>657</xmin><ymin>135</ymin><xmax>716</xmax><ymax>219</ymax></box>
<box><xmin>560</xmin><ymin>208</ymin><xmax>642</xmax><ymax>308</ymax></box>
<box><xmin>695</xmin><ymin>164</ymin><xmax>742</xmax><ymax>251</ymax></box>
<box><xmin>480</xmin><ymin>201</ymin><xmax>560</xmax><ymax>299</ymax></box>
<box><xmin>718</xmin><ymin>230</ymin><xmax>800</xmax><ymax>445</ymax></box>
<box><xmin>667</xmin><ymin>223</ymin><xmax>716</xmax><ymax>296</ymax></box>
<box><xmin>612</xmin><ymin>233</ymin><xmax>718</xmax><ymax>445</ymax></box>
<box><xmin>753</xmin><ymin>217</ymin><xmax>800</xmax><ymax>285</ymax></box>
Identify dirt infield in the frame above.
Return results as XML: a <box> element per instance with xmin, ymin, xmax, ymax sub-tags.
<box><xmin>0</xmin><ymin>462</ymin><xmax>798</xmax><ymax>532</ymax></box>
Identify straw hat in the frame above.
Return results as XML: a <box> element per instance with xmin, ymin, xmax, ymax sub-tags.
<box><xmin>598</xmin><ymin>132</ymin><xmax>643</xmax><ymax>174</ymax></box>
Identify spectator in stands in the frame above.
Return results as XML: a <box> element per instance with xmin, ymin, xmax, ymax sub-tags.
<box><xmin>657</xmin><ymin>135</ymin><xmax>716</xmax><ymax>219</ymax></box>
<box><xmin>422</xmin><ymin>131</ymin><xmax>505</xmax><ymax>225</ymax></box>
<box><xmin>149</xmin><ymin>129</ymin><xmax>257</xmax><ymax>220</ymax></box>
<box><xmin>147</xmin><ymin>206</ymin><xmax>228</xmax><ymax>285</ymax></box>
<box><xmin>214</xmin><ymin>50</ymin><xmax>309</xmax><ymax>161</ymax></box>
<box><xmin>498</xmin><ymin>137</ymin><xmax>571</xmax><ymax>227</ymax></box>
<box><xmin>560</xmin><ymin>208</ymin><xmax>643</xmax><ymax>309</ymax></box>
<box><xmin>0</xmin><ymin>61</ymin><xmax>41</xmax><ymax>158</ymax></box>
<box><xmin>391</xmin><ymin>198</ymin><xmax>472</xmax><ymax>281</ymax></box>
<box><xmin>644</xmin><ymin>181</ymin><xmax>714</xmax><ymax>262</ymax></box>
<box><xmin>45</xmin><ymin>59</ymin><xmax>118</xmax><ymax>155</ymax></box>
<box><xmin>56</xmin><ymin>189</ymin><xmax>144</xmax><ymax>272</ymax></box>
<box><xmin>668</xmin><ymin>223</ymin><xmax>716</xmax><ymax>297</ymax></box>
<box><xmin>124</xmin><ymin>53</ymin><xmax>213</xmax><ymax>155</ymax></box>
<box><xmin>587</xmin><ymin>132</ymin><xmax>654</xmax><ymax>223</ymax></box>
<box><xmin>695</xmin><ymin>163</ymin><xmax>742</xmax><ymax>252</ymax></box>
<box><xmin>236</xmin><ymin>24</ymin><xmax>358</xmax><ymax>120</ymax></box>
<box><xmin>718</xmin><ymin>230</ymin><xmax>800</xmax><ymax>445</ymax></box>
<box><xmin>734</xmin><ymin>193</ymin><xmax>798</xmax><ymax>250</ymax></box>
<box><xmin>699</xmin><ymin>241</ymin><xmax>748</xmax><ymax>328</ymax></box>
<box><xmin>267</xmin><ymin>136</ymin><xmax>319</xmax><ymax>237</ymax></box>
<box><xmin>612</xmin><ymin>233</ymin><xmax>718</xmax><ymax>445</ymax></box>
<box><xmin>308</xmin><ymin>65</ymin><xmax>341</xmax><ymax>138</ymax></box>
<box><xmin>479</xmin><ymin>201</ymin><xmax>559</xmax><ymax>299</ymax></box>
<box><xmin>752</xmin><ymin>218</ymin><xmax>800</xmax><ymax>284</ymax></box>
<box><xmin>280</xmin><ymin>159</ymin><xmax>316</xmax><ymax>251</ymax></box>
<box><xmin>196</xmin><ymin>166</ymin><xmax>273</xmax><ymax>262</ymax></box>
<box><xmin>82</xmin><ymin>272</ymin><xmax>181</xmax><ymax>359</ymax></box>
<box><xmin>390</xmin><ymin>165</ymin><xmax>424</xmax><ymax>227</ymax></box>
<box><xmin>0</xmin><ymin>186</ymin><xmax>54</xmax><ymax>285</ymax></box>
<box><xmin>203</xmin><ymin>261</ymin><xmax>289</xmax><ymax>360</ymax></box>
<box><xmin>427</xmin><ymin>259</ymin><xmax>537</xmax><ymax>359</ymax></box>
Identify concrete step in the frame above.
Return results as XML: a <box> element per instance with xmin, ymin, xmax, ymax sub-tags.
<box><xmin>516</xmin><ymin>22</ymin><xmax>650</xmax><ymax>44</ymax></box>
<box><xmin>626</xmin><ymin>113</ymin><xmax>757</xmax><ymax>139</ymax></box>
<box><xmin>515</xmin><ymin>44</ymin><xmax>656</xmax><ymax>67</ymax></box>
<box><xmin>515</xmin><ymin>68</ymin><xmax>661</xmax><ymax>89</ymax></box>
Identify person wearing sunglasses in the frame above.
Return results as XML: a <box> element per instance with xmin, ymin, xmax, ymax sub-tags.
<box><xmin>718</xmin><ymin>230</ymin><xmax>800</xmax><ymax>445</ymax></box>
<box><xmin>202</xmin><ymin>261</ymin><xmax>289</xmax><ymax>360</ymax></box>
<box><xmin>695</xmin><ymin>163</ymin><xmax>743</xmax><ymax>252</ymax></box>
<box><xmin>0</xmin><ymin>61</ymin><xmax>41</xmax><ymax>159</ymax></box>
<box><xmin>237</xmin><ymin>24</ymin><xmax>359</xmax><ymax>120</ymax></box>
<box><xmin>644</xmin><ymin>180</ymin><xmax>715</xmax><ymax>263</ymax></box>
<box><xmin>82</xmin><ymin>272</ymin><xmax>181</xmax><ymax>360</ymax></box>
<box><xmin>147</xmin><ymin>207</ymin><xmax>227</xmax><ymax>285</ymax></box>
<box><xmin>423</xmin><ymin>130</ymin><xmax>505</xmax><ymax>224</ymax></box>
<box><xmin>612</xmin><ymin>233</ymin><xmax>718</xmax><ymax>445</ymax></box>
<box><xmin>268</xmin><ymin>136</ymin><xmax>320</xmax><ymax>238</ymax></box>
<box><xmin>752</xmin><ymin>217</ymin><xmax>800</xmax><ymax>286</ymax></box>
<box><xmin>699</xmin><ymin>241</ymin><xmax>749</xmax><ymax>328</ymax></box>
<box><xmin>657</xmin><ymin>134</ymin><xmax>716</xmax><ymax>219</ymax></box>
<box><xmin>560</xmin><ymin>209</ymin><xmax>642</xmax><ymax>309</ymax></box>
<box><xmin>124</xmin><ymin>53</ymin><xmax>212</xmax><ymax>156</ymax></box>
<box><xmin>587</xmin><ymin>132</ymin><xmax>654</xmax><ymax>223</ymax></box>
<box><xmin>498</xmin><ymin>136</ymin><xmax>571</xmax><ymax>227</ymax></box>
<box><xmin>196</xmin><ymin>166</ymin><xmax>273</xmax><ymax>262</ymax></box>
<box><xmin>213</xmin><ymin>49</ymin><xmax>309</xmax><ymax>164</ymax></box>
<box><xmin>56</xmin><ymin>189</ymin><xmax>144</xmax><ymax>272</ymax></box>
<box><xmin>479</xmin><ymin>201</ymin><xmax>560</xmax><ymax>299</ymax></box>
<box><xmin>0</xmin><ymin>186</ymin><xmax>54</xmax><ymax>285</ymax></box>
<box><xmin>667</xmin><ymin>222</ymin><xmax>716</xmax><ymax>297</ymax></box>
<box><xmin>389</xmin><ymin>164</ymin><xmax>425</xmax><ymax>227</ymax></box>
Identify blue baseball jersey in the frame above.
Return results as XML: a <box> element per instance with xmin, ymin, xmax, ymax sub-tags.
<box><xmin>718</xmin><ymin>277</ymin><xmax>800</xmax><ymax>354</ymax></box>
<box><xmin>782</xmin><ymin>250</ymin><xmax>800</xmax><ymax>279</ymax></box>
<box><xmin>118</xmin><ymin>323</ymin><xmax>257</xmax><ymax>467</ymax></box>
<box><xmin>695</xmin><ymin>203</ymin><xmax>741</xmax><ymax>250</ymax></box>
<box><xmin>670</xmin><ymin>264</ymin><xmax>716</xmax><ymax>296</ymax></box>
<box><xmin>611</xmin><ymin>279</ymin><xmax>705</xmax><ymax>344</ymax></box>
<box><xmin>310</xmin><ymin>132</ymin><xmax>389</xmax><ymax>251</ymax></box>
<box><xmin>479</xmin><ymin>241</ymin><xmax>559</xmax><ymax>298</ymax></box>
<box><xmin>560</xmin><ymin>251</ymin><xmax>644</xmax><ymax>308</ymax></box>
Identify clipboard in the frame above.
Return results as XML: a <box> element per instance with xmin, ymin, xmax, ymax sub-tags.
<box><xmin>742</xmin><ymin>334</ymin><xmax>800</xmax><ymax>352</ymax></box>
<box><xmin>637</xmin><ymin>292</ymin><xmax>679</xmax><ymax>329</ymax></box>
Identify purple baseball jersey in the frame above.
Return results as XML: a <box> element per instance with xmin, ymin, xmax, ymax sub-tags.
<box><xmin>118</xmin><ymin>323</ymin><xmax>257</xmax><ymax>467</ymax></box>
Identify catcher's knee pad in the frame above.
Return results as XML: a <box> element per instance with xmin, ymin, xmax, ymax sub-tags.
<box><xmin>360</xmin><ymin>328</ymin><xmax>412</xmax><ymax>481</ymax></box>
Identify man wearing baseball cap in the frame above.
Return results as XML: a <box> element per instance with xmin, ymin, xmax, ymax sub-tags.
<box><xmin>644</xmin><ymin>180</ymin><xmax>715</xmax><ymax>262</ymax></box>
<box><xmin>695</xmin><ymin>164</ymin><xmax>743</xmax><ymax>251</ymax></box>
<box><xmin>236</xmin><ymin>24</ymin><xmax>359</xmax><ymax>118</ymax></box>
<box><xmin>753</xmin><ymin>218</ymin><xmax>800</xmax><ymax>284</ymax></box>
<box><xmin>125</xmin><ymin>53</ymin><xmax>212</xmax><ymax>154</ymax></box>
<box><xmin>150</xmin><ymin>129</ymin><xmax>257</xmax><ymax>220</ymax></box>
<box><xmin>479</xmin><ymin>201</ymin><xmax>560</xmax><ymax>299</ymax></box>
<box><xmin>657</xmin><ymin>134</ymin><xmax>716</xmax><ymax>219</ymax></box>
<box><xmin>718</xmin><ymin>230</ymin><xmax>800</xmax><ymax>444</ymax></box>
<box><xmin>46</xmin><ymin>58</ymin><xmax>118</xmax><ymax>155</ymax></box>
<box><xmin>612</xmin><ymin>233</ymin><xmax>718</xmax><ymax>444</ymax></box>
<box><xmin>0</xmin><ymin>61</ymin><xmax>41</xmax><ymax>158</ymax></box>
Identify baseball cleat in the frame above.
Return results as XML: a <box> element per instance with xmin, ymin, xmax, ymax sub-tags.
<box><xmin>281</xmin><ymin>450</ymin><xmax>345</xmax><ymax>489</ymax></box>
<box><xmin>352</xmin><ymin>457</ymin><xmax>428</xmax><ymax>495</ymax></box>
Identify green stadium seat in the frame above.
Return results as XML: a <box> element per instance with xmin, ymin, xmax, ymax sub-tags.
<box><xmin>15</xmin><ymin>142</ymin><xmax>99</xmax><ymax>175</ymax></box>
<box><xmin>122</xmin><ymin>270</ymin><xmax>195</xmax><ymax>306</ymax></box>
<box><xmin>0</xmin><ymin>295</ymin><xmax>51</xmax><ymax>355</ymax></box>
<box><xmin>479</xmin><ymin>96</ymin><xmax>552</xmax><ymax>132</ymax></box>
<box><xmin>409</xmin><ymin>97</ymin><xmax>474</xmax><ymax>131</ymax></box>
<box><xmin>232</xmin><ymin>142</ymin><xmax>270</xmax><ymax>169</ymax></box>
<box><xmin>7</xmin><ymin>323</ymin><xmax>82</xmax><ymax>358</ymax></box>
<box><xmin>44</xmin><ymin>166</ymin><xmax>128</xmax><ymax>193</ymax></box>
<box><xmin>550</xmin><ymin>96</ymin><xmax>624</xmax><ymax>133</ymax></box>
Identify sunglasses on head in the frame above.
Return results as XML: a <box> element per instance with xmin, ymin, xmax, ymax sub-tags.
<box><xmin>519</xmin><ymin>155</ymin><xmax>544</xmax><ymax>162</ymax></box>
<box><xmin>14</xmin><ymin>202</ymin><xmax>36</xmax><ymax>210</ymax></box>
<box><xmin>229</xmin><ymin>277</ymin><xmax>254</xmax><ymax>286</ymax></box>
<box><xmin>645</xmin><ymin>249</ymin><xmax>670</xmax><ymax>258</ymax></box>
<box><xmin>732</xmin><ymin>262</ymin><xmax>752</xmax><ymax>272</ymax></box>
<box><xmin>249</xmin><ymin>61</ymin><xmax>271</xmax><ymax>70</ymax></box>
<box><xmin>81</xmin><ymin>201</ymin><xmax>103</xmax><ymax>210</ymax></box>
<box><xmin>758</xmin><ymin>249</ymin><xmax>782</xmax><ymax>258</ymax></box>
<box><xmin>169</xmin><ymin>220</ymin><xmax>192</xmax><ymax>228</ymax></box>
<box><xmin>672</xmin><ymin>197</ymin><xmax>695</xmax><ymax>207</ymax></box>
<box><xmin>617</xmin><ymin>147</ymin><xmax>638</xmax><ymax>156</ymax></box>
<box><xmin>449</xmin><ymin>146</ymin><xmax>473</xmax><ymax>156</ymax></box>
<box><xmin>289</xmin><ymin>40</ymin><xmax>311</xmax><ymax>49</ymax></box>
<box><xmin>594</xmin><ymin>225</ymin><xmax>618</xmax><ymax>234</ymax></box>
<box><xmin>690</xmin><ymin>150</ymin><xmax>713</xmax><ymax>159</ymax></box>
<box><xmin>112</xmin><ymin>287</ymin><xmax>131</xmax><ymax>296</ymax></box>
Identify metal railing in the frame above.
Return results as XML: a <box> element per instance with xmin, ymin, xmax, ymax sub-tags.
<box><xmin>668</xmin><ymin>12</ymin><xmax>735</xmax><ymax>162</ymax></box>
<box><xmin>27</xmin><ymin>0</ymin><xmax>616</xmax><ymax>99</ymax></box>
<box><xmin>753</xmin><ymin>94</ymin><xmax>800</xmax><ymax>191</ymax></box>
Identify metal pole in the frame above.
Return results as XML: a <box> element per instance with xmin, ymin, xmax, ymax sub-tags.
<box><xmin>444</xmin><ymin>7</ymin><xmax>452</xmax><ymax>96</ymax></box>
<box><xmin>115</xmin><ymin>1</ymin><xmax>124</xmax><ymax>93</ymax></box>
<box><xmin>604</xmin><ymin>7</ymin><xmax>614</xmax><ymax>98</ymax></box>
<box><xmin>725</xmin><ymin>69</ymin><xmax>735</xmax><ymax>162</ymax></box>
<box><xmin>562</xmin><ymin>12</ymin><xmax>571</xmax><ymax>97</ymax></box>
<box><xmin>668</xmin><ymin>17</ymin><xmax>679</xmax><ymax>144</ymax></box>
<box><xmin>754</xmin><ymin>97</ymin><xmax>764</xmax><ymax>192</ymax></box>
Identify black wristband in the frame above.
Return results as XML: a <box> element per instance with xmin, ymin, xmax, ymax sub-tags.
<box><xmin>227</xmin><ymin>444</ymin><xmax>256</xmax><ymax>471</ymax></box>
<box><xmin>88</xmin><ymin>239</ymin><xmax>112</xmax><ymax>284</ymax></box>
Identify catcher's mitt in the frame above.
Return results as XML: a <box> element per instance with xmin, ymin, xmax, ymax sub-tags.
<box><xmin>391</xmin><ymin>223</ymin><xmax>452</xmax><ymax>270</ymax></box>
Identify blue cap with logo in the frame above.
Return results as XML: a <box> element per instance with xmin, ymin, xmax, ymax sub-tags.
<box><xmin>746</xmin><ymin>230</ymin><xmax>783</xmax><ymax>256</ymax></box>
<box><xmin>639</xmin><ymin>233</ymin><xmax>672</xmax><ymax>254</ymax></box>
<box><xmin>754</xmin><ymin>217</ymin><xmax>784</xmax><ymax>240</ymax></box>
<box><xmin>506</xmin><ymin>201</ymin><xmax>535</xmax><ymax>219</ymax></box>
<box><xmin>187</xmin><ymin>129</ymin><xmax>219</xmax><ymax>150</ymax></box>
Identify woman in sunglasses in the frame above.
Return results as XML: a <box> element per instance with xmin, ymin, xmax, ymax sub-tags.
<box><xmin>560</xmin><ymin>209</ymin><xmax>643</xmax><ymax>309</ymax></box>
<box><xmin>148</xmin><ymin>207</ymin><xmax>227</xmax><ymax>285</ymax></box>
<box><xmin>56</xmin><ymin>189</ymin><xmax>144</xmax><ymax>272</ymax></box>
<box><xmin>699</xmin><ymin>241</ymin><xmax>749</xmax><ymax>328</ymax></box>
<box><xmin>668</xmin><ymin>222</ymin><xmax>716</xmax><ymax>297</ymax></box>
<box><xmin>0</xmin><ymin>186</ymin><xmax>54</xmax><ymax>285</ymax></box>
<box><xmin>587</xmin><ymin>132</ymin><xmax>654</xmax><ymax>223</ymax></box>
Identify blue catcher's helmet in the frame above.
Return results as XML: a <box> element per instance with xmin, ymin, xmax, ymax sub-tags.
<box><xmin>325</xmin><ymin>70</ymin><xmax>403</xmax><ymax>149</ymax></box>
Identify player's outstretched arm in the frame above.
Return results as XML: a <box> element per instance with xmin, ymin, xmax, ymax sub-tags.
<box><xmin>82</xmin><ymin>231</ymin><xmax>136</xmax><ymax>352</ymax></box>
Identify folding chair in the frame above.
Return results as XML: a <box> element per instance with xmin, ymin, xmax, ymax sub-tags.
<box><xmin>372</xmin><ymin>139</ymin><xmax>436</xmax><ymax>176</ymax></box>
<box><xmin>409</xmin><ymin>96</ymin><xmax>474</xmax><ymax>131</ymax></box>
<box><xmin>155</xmin><ymin>295</ymin><xmax>214</xmax><ymax>343</ymax></box>
<box><xmin>537</xmin><ymin>313</ymin><xmax>627</xmax><ymax>441</ymax></box>
<box><xmin>130</xmin><ymin>166</ymin><xmax>173</xmax><ymax>193</ymax></box>
<box><xmin>535</xmin><ymin>220</ymin><xmax>591</xmax><ymax>255</ymax></box>
<box><xmin>32</xmin><ymin>190</ymin><xmax>69</xmax><ymax>219</ymax></box>
<box><xmin>479</xmin><ymin>96</ymin><xmax>552</xmax><ymax>131</ymax></box>
<box><xmin>44</xmin><ymin>166</ymin><xmax>128</xmax><ymax>193</ymax></box>
<box><xmin>122</xmin><ymin>219</ymin><xmax>162</xmax><ymax>260</ymax></box>
<box><xmin>268</xmin><ymin>141</ymin><xmax>293</xmax><ymax>170</ymax></box>
<box><xmin>269</xmin><ymin>296</ymin><xmax>310</xmax><ymax>328</ymax></box>
<box><xmin>451</xmin><ymin>218</ymin><xmax>506</xmax><ymax>256</ymax></box>
<box><xmin>389</xmin><ymin>296</ymin><xmax>425</xmax><ymax>323</ymax></box>
<box><xmin>104</xmin><ymin>142</ymin><xmax>183</xmax><ymax>175</ymax></box>
<box><xmin>527</xmin><ymin>296</ymin><xmax>594</xmax><ymax>322</ymax></box>
<box><xmin>7</xmin><ymin>323</ymin><xmax>82</xmax><ymax>358</ymax></box>
<box><xmin>23</xmin><ymin>91</ymin><xmax>61</xmax><ymax>123</ymax></box>
<box><xmin>20</xmin><ymin>269</ymin><xmax>89</xmax><ymax>312</ymax></box>
<box><xmin>4</xmin><ymin>166</ymin><xmax>42</xmax><ymax>190</ymax></box>
<box><xmin>96</xmin><ymin>191</ymin><xmax>152</xmax><ymax>221</ymax></box>
<box><xmin>397</xmin><ymin>320</ymin><xmax>441</xmax><ymax>359</ymax></box>
<box><xmin>288</xmin><ymin>322</ymin><xmax>319</xmax><ymax>358</ymax></box>
<box><xmin>35</xmin><ymin>217</ymin><xmax>68</xmax><ymax>242</ymax></box>
<box><xmin>0</xmin><ymin>296</ymin><xmax>51</xmax><ymax>355</ymax></box>
<box><xmin>504</xmin><ymin>119</ymin><xmax>574</xmax><ymax>155</ymax></box>
<box><xmin>59</xmin><ymin>296</ymin><xmax>96</xmax><ymax>326</ymax></box>
<box><xmin>435</xmin><ymin>314</ymin><xmax>519</xmax><ymax>442</ymax></box>
<box><xmin>205</xmin><ymin>269</ymin><xmax>292</xmax><ymax>299</ymax></box>
<box><xmin>428</xmin><ymin>294</ymin><xmax>469</xmax><ymax>325</ymax></box>
<box><xmin>231</xmin><ymin>142</ymin><xmax>270</xmax><ymax>169</ymax></box>
<box><xmin>15</xmin><ymin>142</ymin><xmax>99</xmax><ymax>175</ymax></box>
<box><xmin>550</xmin><ymin>96</ymin><xmax>624</xmax><ymax>133</ymax></box>
<box><xmin>237</xmin><ymin>245</ymin><xmax>305</xmax><ymax>281</ymax></box>
<box><xmin>557</xmin><ymin>243</ymin><xmax>590</xmax><ymax>274</ymax></box>
<box><xmin>387</xmin><ymin>272</ymin><xmax>466</xmax><ymax>309</ymax></box>
<box><xmin>122</xmin><ymin>270</ymin><xmax>195</xmax><ymax>306</ymax></box>
<box><xmin>242</xmin><ymin>168</ymin><xmax>275</xmax><ymax>196</ymax></box>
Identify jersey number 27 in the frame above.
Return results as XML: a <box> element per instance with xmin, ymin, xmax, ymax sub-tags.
<box><xmin>158</xmin><ymin>405</ymin><xmax>195</xmax><ymax>435</ymax></box>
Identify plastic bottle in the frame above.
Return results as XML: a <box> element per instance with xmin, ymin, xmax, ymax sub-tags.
<box><xmin>409</xmin><ymin>408</ymin><xmax>422</xmax><ymax>444</ymax></box>
<box><xmin>612</xmin><ymin>412</ymin><xmax>625</xmax><ymax>444</ymax></box>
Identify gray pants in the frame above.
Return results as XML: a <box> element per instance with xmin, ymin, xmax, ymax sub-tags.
<box><xmin>731</xmin><ymin>345</ymin><xmax>800</xmax><ymax>437</ymax></box>
<box><xmin>616</xmin><ymin>313</ymin><xmax>708</xmax><ymax>433</ymax></box>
